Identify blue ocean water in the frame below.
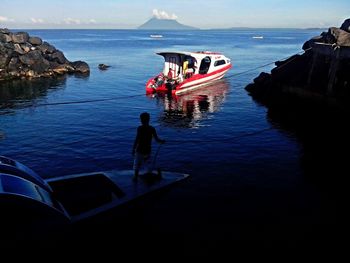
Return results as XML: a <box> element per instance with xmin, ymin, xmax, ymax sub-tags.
<box><xmin>2</xmin><ymin>29</ymin><xmax>341</xmax><ymax>246</ymax></box>
<box><xmin>1</xmin><ymin>29</ymin><xmax>320</xmax><ymax>177</ymax></box>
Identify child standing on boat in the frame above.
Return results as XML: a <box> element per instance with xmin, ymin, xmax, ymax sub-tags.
<box><xmin>132</xmin><ymin>112</ymin><xmax>165</xmax><ymax>181</ymax></box>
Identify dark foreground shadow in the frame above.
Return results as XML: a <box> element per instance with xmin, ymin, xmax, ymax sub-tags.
<box><xmin>265</xmin><ymin>103</ymin><xmax>348</xmax><ymax>252</ymax></box>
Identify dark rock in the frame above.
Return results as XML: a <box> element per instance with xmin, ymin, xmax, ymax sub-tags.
<box><xmin>340</xmin><ymin>18</ymin><xmax>350</xmax><ymax>33</ymax></box>
<box><xmin>253</xmin><ymin>72</ymin><xmax>271</xmax><ymax>85</ymax></box>
<box><xmin>51</xmin><ymin>63</ymin><xmax>69</xmax><ymax>75</ymax></box>
<box><xmin>0</xmin><ymin>52</ymin><xmax>11</xmax><ymax>68</ymax></box>
<box><xmin>20</xmin><ymin>43</ymin><xmax>33</xmax><ymax>53</ymax></box>
<box><xmin>7</xmin><ymin>57</ymin><xmax>20</xmax><ymax>71</ymax></box>
<box><xmin>12</xmin><ymin>32</ymin><xmax>29</xmax><ymax>44</ymax></box>
<box><xmin>30</xmin><ymin>58</ymin><xmax>50</xmax><ymax>74</ymax></box>
<box><xmin>0</xmin><ymin>28</ymin><xmax>10</xmax><ymax>34</ymax></box>
<box><xmin>13</xmin><ymin>43</ymin><xmax>26</xmax><ymax>55</ymax></box>
<box><xmin>37</xmin><ymin>41</ymin><xmax>56</xmax><ymax>54</ymax></box>
<box><xmin>19</xmin><ymin>50</ymin><xmax>43</xmax><ymax>65</ymax></box>
<box><xmin>98</xmin><ymin>63</ymin><xmax>111</xmax><ymax>70</ymax></box>
<box><xmin>246</xmin><ymin>18</ymin><xmax>350</xmax><ymax>111</ymax></box>
<box><xmin>0</xmin><ymin>43</ymin><xmax>13</xmax><ymax>67</ymax></box>
<box><xmin>71</xmin><ymin>61</ymin><xmax>90</xmax><ymax>74</ymax></box>
<box><xmin>2</xmin><ymin>42</ymin><xmax>14</xmax><ymax>50</ymax></box>
<box><xmin>0</xmin><ymin>33</ymin><xmax>12</xmax><ymax>43</ymax></box>
<box><xmin>28</xmin><ymin>37</ymin><xmax>42</xmax><ymax>46</ymax></box>
<box><xmin>302</xmin><ymin>35</ymin><xmax>324</xmax><ymax>50</ymax></box>
<box><xmin>329</xmin><ymin>27</ymin><xmax>350</xmax><ymax>46</ymax></box>
<box><xmin>51</xmin><ymin>50</ymin><xmax>68</xmax><ymax>64</ymax></box>
<box><xmin>0</xmin><ymin>29</ymin><xmax>90</xmax><ymax>81</ymax></box>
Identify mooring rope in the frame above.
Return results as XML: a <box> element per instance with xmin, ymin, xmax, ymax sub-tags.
<box><xmin>224</xmin><ymin>47</ymin><xmax>312</xmax><ymax>80</ymax></box>
<box><xmin>0</xmin><ymin>48</ymin><xmax>312</xmax><ymax>110</ymax></box>
<box><xmin>0</xmin><ymin>47</ymin><xmax>312</xmax><ymax>168</ymax></box>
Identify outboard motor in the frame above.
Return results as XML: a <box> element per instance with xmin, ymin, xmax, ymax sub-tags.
<box><xmin>166</xmin><ymin>81</ymin><xmax>175</xmax><ymax>92</ymax></box>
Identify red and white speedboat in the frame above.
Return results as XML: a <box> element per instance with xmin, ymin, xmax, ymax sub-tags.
<box><xmin>146</xmin><ymin>51</ymin><xmax>232</xmax><ymax>95</ymax></box>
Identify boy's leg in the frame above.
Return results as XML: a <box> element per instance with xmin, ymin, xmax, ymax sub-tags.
<box><xmin>144</xmin><ymin>154</ymin><xmax>152</xmax><ymax>174</ymax></box>
<box><xmin>133</xmin><ymin>169</ymin><xmax>139</xmax><ymax>181</ymax></box>
<box><xmin>133</xmin><ymin>153</ymin><xmax>142</xmax><ymax>181</ymax></box>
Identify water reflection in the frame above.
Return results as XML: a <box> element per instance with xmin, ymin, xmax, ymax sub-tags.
<box><xmin>151</xmin><ymin>79</ymin><xmax>230</xmax><ymax>128</ymax></box>
<box><xmin>0</xmin><ymin>76</ymin><xmax>67</xmax><ymax>113</ymax></box>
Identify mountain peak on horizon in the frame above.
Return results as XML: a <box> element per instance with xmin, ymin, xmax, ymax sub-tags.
<box><xmin>138</xmin><ymin>17</ymin><xmax>197</xmax><ymax>30</ymax></box>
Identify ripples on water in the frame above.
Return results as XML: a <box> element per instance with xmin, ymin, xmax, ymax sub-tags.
<box><xmin>0</xmin><ymin>29</ymin><xmax>344</xmax><ymax>248</ymax></box>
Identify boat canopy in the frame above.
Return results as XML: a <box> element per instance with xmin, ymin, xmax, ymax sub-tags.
<box><xmin>156</xmin><ymin>51</ymin><xmax>224</xmax><ymax>77</ymax></box>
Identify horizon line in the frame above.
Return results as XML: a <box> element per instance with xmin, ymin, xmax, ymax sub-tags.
<box><xmin>5</xmin><ymin>27</ymin><xmax>328</xmax><ymax>30</ymax></box>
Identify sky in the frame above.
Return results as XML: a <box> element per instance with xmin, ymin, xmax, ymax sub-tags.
<box><xmin>0</xmin><ymin>0</ymin><xmax>349</xmax><ymax>29</ymax></box>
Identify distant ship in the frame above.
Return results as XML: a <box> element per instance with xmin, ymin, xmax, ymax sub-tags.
<box><xmin>150</xmin><ymin>34</ymin><xmax>163</xmax><ymax>38</ymax></box>
<box><xmin>252</xmin><ymin>36</ymin><xmax>264</xmax><ymax>39</ymax></box>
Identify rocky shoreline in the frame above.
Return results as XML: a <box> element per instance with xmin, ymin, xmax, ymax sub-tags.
<box><xmin>245</xmin><ymin>19</ymin><xmax>350</xmax><ymax>111</ymax></box>
<box><xmin>0</xmin><ymin>28</ymin><xmax>89</xmax><ymax>81</ymax></box>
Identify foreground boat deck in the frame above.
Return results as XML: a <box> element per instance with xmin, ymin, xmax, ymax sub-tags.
<box><xmin>46</xmin><ymin>170</ymin><xmax>189</xmax><ymax>222</ymax></box>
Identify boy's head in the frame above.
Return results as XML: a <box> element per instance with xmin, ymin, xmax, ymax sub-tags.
<box><xmin>140</xmin><ymin>112</ymin><xmax>150</xmax><ymax>125</ymax></box>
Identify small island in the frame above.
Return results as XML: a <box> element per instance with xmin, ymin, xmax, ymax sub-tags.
<box><xmin>0</xmin><ymin>28</ymin><xmax>90</xmax><ymax>81</ymax></box>
<box><xmin>138</xmin><ymin>17</ymin><xmax>197</xmax><ymax>30</ymax></box>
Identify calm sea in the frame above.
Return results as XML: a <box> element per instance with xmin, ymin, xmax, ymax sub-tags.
<box><xmin>0</xmin><ymin>29</ymin><xmax>343</xmax><ymax>248</ymax></box>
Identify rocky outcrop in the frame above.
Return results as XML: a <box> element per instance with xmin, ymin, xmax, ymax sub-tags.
<box><xmin>0</xmin><ymin>29</ymin><xmax>90</xmax><ymax>81</ymax></box>
<box><xmin>245</xmin><ymin>19</ymin><xmax>350</xmax><ymax>111</ymax></box>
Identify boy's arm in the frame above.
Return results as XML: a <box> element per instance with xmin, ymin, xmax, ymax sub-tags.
<box><xmin>152</xmin><ymin>127</ymin><xmax>165</xmax><ymax>144</ymax></box>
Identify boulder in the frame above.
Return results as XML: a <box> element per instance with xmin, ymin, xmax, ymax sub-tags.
<box><xmin>0</xmin><ymin>28</ymin><xmax>10</xmax><ymax>34</ymax></box>
<box><xmin>340</xmin><ymin>19</ymin><xmax>350</xmax><ymax>33</ymax></box>
<box><xmin>71</xmin><ymin>61</ymin><xmax>90</xmax><ymax>74</ymax></box>
<box><xmin>19</xmin><ymin>50</ymin><xmax>43</xmax><ymax>65</ymax></box>
<box><xmin>98</xmin><ymin>63</ymin><xmax>111</xmax><ymax>70</ymax></box>
<box><xmin>51</xmin><ymin>63</ymin><xmax>69</xmax><ymax>75</ymax></box>
<box><xmin>7</xmin><ymin>57</ymin><xmax>20</xmax><ymax>71</ymax></box>
<box><xmin>30</xmin><ymin>58</ymin><xmax>50</xmax><ymax>74</ymax></box>
<box><xmin>0</xmin><ymin>52</ymin><xmax>11</xmax><ymax>68</ymax></box>
<box><xmin>331</xmin><ymin>28</ymin><xmax>350</xmax><ymax>46</ymax></box>
<box><xmin>28</xmin><ymin>36</ymin><xmax>42</xmax><ymax>46</ymax></box>
<box><xmin>51</xmin><ymin>50</ymin><xmax>68</xmax><ymax>64</ymax></box>
<box><xmin>13</xmin><ymin>43</ymin><xmax>26</xmax><ymax>55</ymax></box>
<box><xmin>12</xmin><ymin>32</ymin><xmax>29</xmax><ymax>44</ymax></box>
<box><xmin>0</xmin><ymin>43</ymin><xmax>12</xmax><ymax>67</ymax></box>
<box><xmin>20</xmin><ymin>43</ymin><xmax>32</xmax><ymax>53</ymax></box>
<box><xmin>37</xmin><ymin>41</ymin><xmax>56</xmax><ymax>54</ymax></box>
<box><xmin>0</xmin><ymin>33</ymin><xmax>12</xmax><ymax>43</ymax></box>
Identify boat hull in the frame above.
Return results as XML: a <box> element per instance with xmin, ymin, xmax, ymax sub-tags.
<box><xmin>146</xmin><ymin>64</ymin><xmax>231</xmax><ymax>95</ymax></box>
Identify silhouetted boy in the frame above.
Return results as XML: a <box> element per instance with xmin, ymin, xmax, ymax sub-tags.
<box><xmin>132</xmin><ymin>112</ymin><xmax>165</xmax><ymax>181</ymax></box>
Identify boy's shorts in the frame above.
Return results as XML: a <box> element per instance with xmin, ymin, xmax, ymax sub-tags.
<box><xmin>133</xmin><ymin>152</ymin><xmax>152</xmax><ymax>172</ymax></box>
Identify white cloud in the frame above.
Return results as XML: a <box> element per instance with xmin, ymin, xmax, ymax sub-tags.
<box><xmin>152</xmin><ymin>9</ymin><xmax>178</xmax><ymax>20</ymax></box>
<box><xmin>61</xmin><ymin>18</ymin><xmax>97</xmax><ymax>25</ymax></box>
<box><xmin>0</xmin><ymin>16</ymin><xmax>15</xmax><ymax>22</ymax></box>
<box><xmin>30</xmin><ymin>18</ymin><xmax>44</xmax><ymax>24</ymax></box>
<box><xmin>63</xmin><ymin>18</ymin><xmax>81</xmax><ymax>25</ymax></box>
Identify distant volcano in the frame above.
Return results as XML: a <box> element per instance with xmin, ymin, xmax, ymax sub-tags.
<box><xmin>138</xmin><ymin>17</ymin><xmax>197</xmax><ymax>30</ymax></box>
